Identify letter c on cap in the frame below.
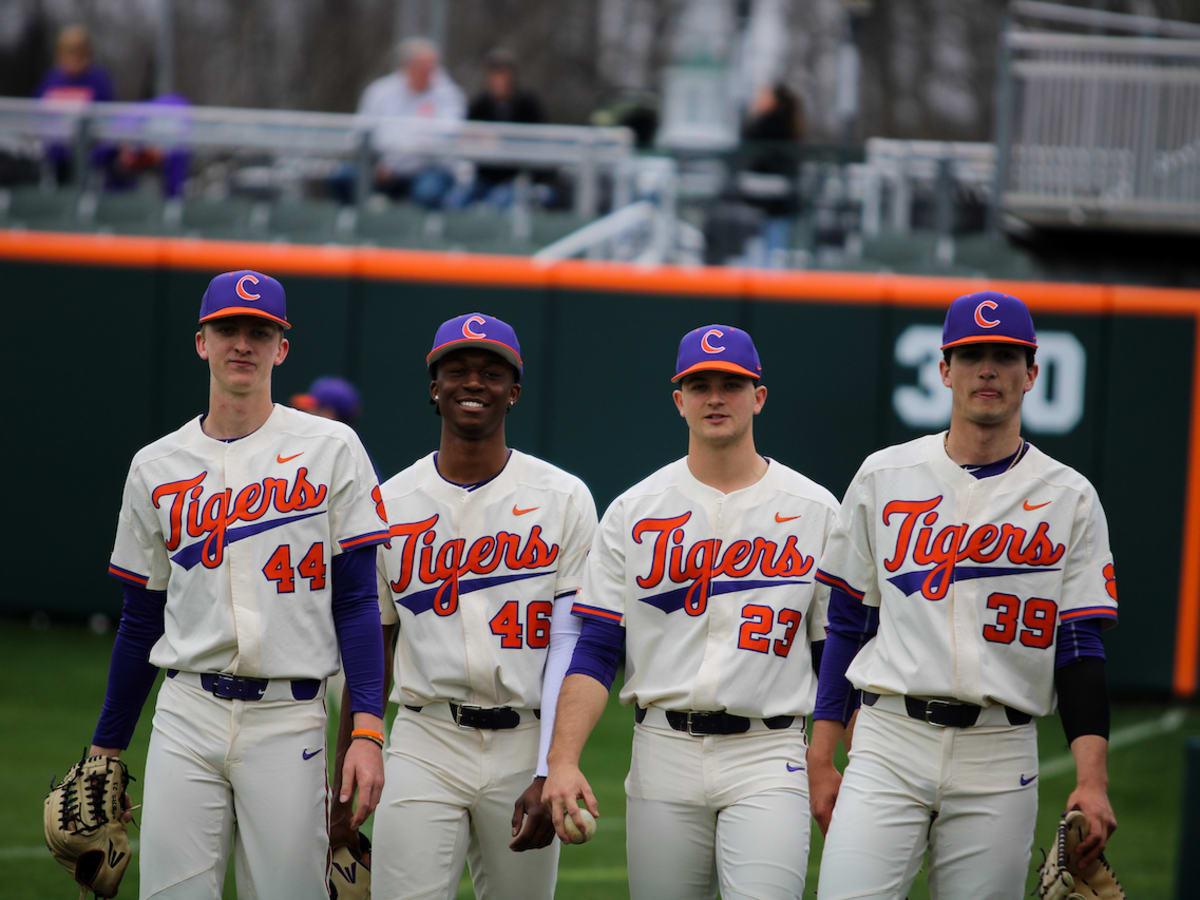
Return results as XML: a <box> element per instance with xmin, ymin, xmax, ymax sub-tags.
<box><xmin>974</xmin><ymin>300</ymin><xmax>1000</xmax><ymax>328</ymax></box>
<box><xmin>700</xmin><ymin>329</ymin><xmax>725</xmax><ymax>354</ymax></box>
<box><xmin>461</xmin><ymin>315</ymin><xmax>487</xmax><ymax>339</ymax></box>
<box><xmin>236</xmin><ymin>274</ymin><xmax>261</xmax><ymax>301</ymax></box>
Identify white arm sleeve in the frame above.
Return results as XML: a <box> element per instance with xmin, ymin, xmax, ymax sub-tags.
<box><xmin>535</xmin><ymin>596</ymin><xmax>583</xmax><ymax>777</ymax></box>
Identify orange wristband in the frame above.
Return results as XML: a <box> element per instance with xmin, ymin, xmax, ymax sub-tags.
<box><xmin>351</xmin><ymin>728</ymin><xmax>385</xmax><ymax>742</ymax></box>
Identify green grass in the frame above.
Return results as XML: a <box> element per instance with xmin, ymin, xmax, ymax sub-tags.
<box><xmin>3</xmin><ymin>621</ymin><xmax>1195</xmax><ymax>899</ymax></box>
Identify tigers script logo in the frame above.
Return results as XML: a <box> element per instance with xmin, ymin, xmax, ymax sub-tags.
<box><xmin>632</xmin><ymin>512</ymin><xmax>814</xmax><ymax>615</ymax></box>
<box><xmin>386</xmin><ymin>514</ymin><xmax>559</xmax><ymax>615</ymax></box>
<box><xmin>153</xmin><ymin>469</ymin><xmax>329</xmax><ymax>570</ymax></box>
<box><xmin>881</xmin><ymin>496</ymin><xmax>1065</xmax><ymax>600</ymax></box>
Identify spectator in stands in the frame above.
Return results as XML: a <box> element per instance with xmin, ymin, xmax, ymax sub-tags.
<box><xmin>739</xmin><ymin>82</ymin><xmax>803</xmax><ymax>267</ymax></box>
<box><xmin>291</xmin><ymin>376</ymin><xmax>363</xmax><ymax>426</ymax></box>
<box><xmin>357</xmin><ymin>37</ymin><xmax>465</xmax><ymax>209</ymax></box>
<box><xmin>450</xmin><ymin>47</ymin><xmax>550</xmax><ymax>209</ymax></box>
<box><xmin>36</xmin><ymin>24</ymin><xmax>115</xmax><ymax>184</ymax></box>
<box><xmin>104</xmin><ymin>94</ymin><xmax>191</xmax><ymax>198</ymax></box>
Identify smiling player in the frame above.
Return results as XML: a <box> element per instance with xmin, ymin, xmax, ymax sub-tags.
<box><xmin>89</xmin><ymin>270</ymin><xmax>388</xmax><ymax>898</ymax></box>
<box><xmin>331</xmin><ymin>313</ymin><xmax>597</xmax><ymax>900</ymax></box>
<box><xmin>544</xmin><ymin>324</ymin><xmax>839</xmax><ymax>898</ymax></box>
<box><xmin>809</xmin><ymin>291</ymin><xmax>1119</xmax><ymax>899</ymax></box>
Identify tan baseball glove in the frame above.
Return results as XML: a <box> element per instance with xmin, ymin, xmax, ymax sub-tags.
<box><xmin>44</xmin><ymin>752</ymin><xmax>134</xmax><ymax>899</ymax></box>
<box><xmin>1036</xmin><ymin>809</ymin><xmax>1125</xmax><ymax>900</ymax></box>
<box><xmin>329</xmin><ymin>831</ymin><xmax>371</xmax><ymax>900</ymax></box>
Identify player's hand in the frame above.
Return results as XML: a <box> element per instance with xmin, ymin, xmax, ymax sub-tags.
<box><xmin>88</xmin><ymin>746</ymin><xmax>136</xmax><ymax>822</ymax></box>
<box><xmin>806</xmin><ymin>754</ymin><xmax>842</xmax><ymax>836</ymax></box>
<box><xmin>543</xmin><ymin>764</ymin><xmax>598</xmax><ymax>844</ymax></box>
<box><xmin>509</xmin><ymin>776</ymin><xmax>555</xmax><ymax>851</ymax></box>
<box><xmin>1065</xmin><ymin>783</ymin><xmax>1117</xmax><ymax>871</ymax></box>
<box><xmin>340</xmin><ymin>739</ymin><xmax>385</xmax><ymax>829</ymax></box>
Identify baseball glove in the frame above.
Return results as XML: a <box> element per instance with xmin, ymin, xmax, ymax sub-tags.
<box><xmin>1036</xmin><ymin>809</ymin><xmax>1125</xmax><ymax>899</ymax></box>
<box><xmin>329</xmin><ymin>831</ymin><xmax>371</xmax><ymax>900</ymax></box>
<box><xmin>43</xmin><ymin>751</ymin><xmax>133</xmax><ymax>899</ymax></box>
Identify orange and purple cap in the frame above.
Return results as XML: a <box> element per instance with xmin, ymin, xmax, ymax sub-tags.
<box><xmin>198</xmin><ymin>270</ymin><xmax>290</xmax><ymax>329</ymax></box>
<box><xmin>673</xmin><ymin>325</ymin><xmax>762</xmax><ymax>382</ymax></box>
<box><xmin>941</xmin><ymin>291</ymin><xmax>1036</xmax><ymax>350</ymax></box>
<box><xmin>291</xmin><ymin>376</ymin><xmax>362</xmax><ymax>423</ymax></box>
<box><xmin>427</xmin><ymin>313</ymin><xmax>523</xmax><ymax>377</ymax></box>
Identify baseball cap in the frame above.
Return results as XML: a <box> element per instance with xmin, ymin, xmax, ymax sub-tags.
<box><xmin>198</xmin><ymin>270</ymin><xmax>290</xmax><ymax>329</ymax></box>
<box><xmin>941</xmin><ymin>291</ymin><xmax>1036</xmax><ymax>350</ymax></box>
<box><xmin>672</xmin><ymin>325</ymin><xmax>762</xmax><ymax>382</ymax></box>
<box><xmin>291</xmin><ymin>376</ymin><xmax>361</xmax><ymax>423</ymax></box>
<box><xmin>426</xmin><ymin>313</ymin><xmax>523</xmax><ymax>377</ymax></box>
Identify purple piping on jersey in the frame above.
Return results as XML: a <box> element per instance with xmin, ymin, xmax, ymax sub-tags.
<box><xmin>170</xmin><ymin>510</ymin><xmax>326</xmax><ymax>570</ymax></box>
<box><xmin>571</xmin><ymin>601</ymin><xmax>622</xmax><ymax>623</ymax></box>
<box><xmin>886</xmin><ymin>565</ymin><xmax>1060</xmax><ymax>597</ymax></box>
<box><xmin>638</xmin><ymin>578</ymin><xmax>809</xmax><ymax>614</ymax></box>
<box><xmin>432</xmin><ymin>449</ymin><xmax>512</xmax><ymax>492</ymax></box>
<box><xmin>961</xmin><ymin>442</ymin><xmax>1028</xmax><ymax>478</ymax></box>
<box><xmin>108</xmin><ymin>563</ymin><xmax>150</xmax><ymax>586</ymax></box>
<box><xmin>339</xmin><ymin>529</ymin><xmax>391</xmax><ymax>551</ymax></box>
<box><xmin>815</xmin><ymin>569</ymin><xmax>865</xmax><ymax>600</ymax></box>
<box><xmin>396</xmin><ymin>569</ymin><xmax>552</xmax><ymax>615</ymax></box>
<box><xmin>1060</xmin><ymin>606</ymin><xmax>1119</xmax><ymax>622</ymax></box>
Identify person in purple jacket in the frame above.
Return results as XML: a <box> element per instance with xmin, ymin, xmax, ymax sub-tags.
<box><xmin>36</xmin><ymin>25</ymin><xmax>115</xmax><ymax>183</ymax></box>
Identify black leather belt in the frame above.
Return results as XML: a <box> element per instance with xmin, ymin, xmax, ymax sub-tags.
<box><xmin>635</xmin><ymin>706</ymin><xmax>795</xmax><ymax>735</ymax></box>
<box><xmin>405</xmin><ymin>703</ymin><xmax>539</xmax><ymax>730</ymax></box>
<box><xmin>862</xmin><ymin>691</ymin><xmax>1032</xmax><ymax>727</ymax></box>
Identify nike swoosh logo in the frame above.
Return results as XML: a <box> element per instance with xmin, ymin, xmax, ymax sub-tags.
<box><xmin>786</xmin><ymin>763</ymin><xmax>805</xmax><ymax>772</ymax></box>
<box><xmin>775</xmin><ymin>513</ymin><xmax>802</xmax><ymax>522</ymax></box>
<box><xmin>302</xmin><ymin>747</ymin><xmax>323</xmax><ymax>760</ymax></box>
<box><xmin>1023</xmin><ymin>500</ymin><xmax>1051</xmax><ymax>511</ymax></box>
<box><xmin>278</xmin><ymin>452</ymin><xmax>303</xmax><ymax>463</ymax></box>
<box><xmin>1020</xmin><ymin>773</ymin><xmax>1037</xmax><ymax>786</ymax></box>
<box><xmin>512</xmin><ymin>505</ymin><xmax>539</xmax><ymax>516</ymax></box>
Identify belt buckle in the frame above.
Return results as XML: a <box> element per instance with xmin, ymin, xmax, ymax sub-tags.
<box><xmin>923</xmin><ymin>699</ymin><xmax>956</xmax><ymax>726</ymax></box>
<box><xmin>685</xmin><ymin>712</ymin><xmax>704</xmax><ymax>736</ymax></box>
<box><xmin>212</xmin><ymin>674</ymin><xmax>240</xmax><ymax>700</ymax></box>
<box><xmin>453</xmin><ymin>703</ymin><xmax>481</xmax><ymax>727</ymax></box>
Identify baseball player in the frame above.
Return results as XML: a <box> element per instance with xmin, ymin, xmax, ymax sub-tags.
<box><xmin>89</xmin><ymin>270</ymin><xmax>390</xmax><ymax>899</ymax></box>
<box><xmin>544</xmin><ymin>325</ymin><xmax>840</xmax><ymax>899</ymax></box>
<box><xmin>809</xmin><ymin>291</ymin><xmax>1119</xmax><ymax>899</ymax></box>
<box><xmin>330</xmin><ymin>313</ymin><xmax>597</xmax><ymax>899</ymax></box>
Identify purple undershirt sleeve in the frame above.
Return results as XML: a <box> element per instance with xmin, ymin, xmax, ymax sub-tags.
<box><xmin>813</xmin><ymin>587</ymin><xmax>879</xmax><ymax>724</ymax></box>
<box><xmin>565</xmin><ymin>616</ymin><xmax>624</xmax><ymax>690</ymax></box>
<box><xmin>1054</xmin><ymin>618</ymin><xmax>1106</xmax><ymax>669</ymax></box>
<box><xmin>331</xmin><ymin>545</ymin><xmax>385</xmax><ymax>718</ymax></box>
<box><xmin>92</xmin><ymin>584</ymin><xmax>166</xmax><ymax>749</ymax></box>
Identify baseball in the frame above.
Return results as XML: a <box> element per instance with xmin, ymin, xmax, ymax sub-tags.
<box><xmin>563</xmin><ymin>804</ymin><xmax>596</xmax><ymax>844</ymax></box>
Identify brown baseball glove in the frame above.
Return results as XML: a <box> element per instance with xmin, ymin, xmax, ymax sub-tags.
<box><xmin>1036</xmin><ymin>809</ymin><xmax>1125</xmax><ymax>899</ymax></box>
<box><xmin>329</xmin><ymin>831</ymin><xmax>371</xmax><ymax>899</ymax></box>
<box><xmin>44</xmin><ymin>751</ymin><xmax>134</xmax><ymax>899</ymax></box>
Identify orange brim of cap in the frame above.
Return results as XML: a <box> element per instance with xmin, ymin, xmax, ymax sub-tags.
<box><xmin>199</xmin><ymin>307</ymin><xmax>291</xmax><ymax>329</ymax></box>
<box><xmin>672</xmin><ymin>360</ymin><xmax>762</xmax><ymax>382</ymax></box>
<box><xmin>426</xmin><ymin>337</ymin><xmax>523</xmax><ymax>370</ymax></box>
<box><xmin>940</xmin><ymin>335</ymin><xmax>1036</xmax><ymax>350</ymax></box>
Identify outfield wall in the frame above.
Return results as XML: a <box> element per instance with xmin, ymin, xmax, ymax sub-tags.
<box><xmin>3</xmin><ymin>231</ymin><xmax>1197</xmax><ymax>698</ymax></box>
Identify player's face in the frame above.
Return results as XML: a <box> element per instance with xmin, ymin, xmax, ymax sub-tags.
<box><xmin>940</xmin><ymin>343</ymin><xmax>1036</xmax><ymax>427</ymax></box>
<box><xmin>431</xmin><ymin>349</ymin><xmax>520</xmax><ymax>439</ymax></box>
<box><xmin>673</xmin><ymin>371</ymin><xmax>766</xmax><ymax>447</ymax></box>
<box><xmin>195</xmin><ymin>317</ymin><xmax>288</xmax><ymax>395</ymax></box>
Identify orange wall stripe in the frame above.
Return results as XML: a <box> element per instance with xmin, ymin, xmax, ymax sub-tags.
<box><xmin>1174</xmin><ymin>316</ymin><xmax>1200</xmax><ymax>696</ymax></box>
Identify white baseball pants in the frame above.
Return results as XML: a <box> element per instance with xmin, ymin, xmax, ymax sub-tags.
<box><xmin>624</xmin><ymin>718</ymin><xmax>811</xmax><ymax>900</ymax></box>
<box><xmin>816</xmin><ymin>703</ymin><xmax>1038</xmax><ymax>900</ymax></box>
<box><xmin>138</xmin><ymin>675</ymin><xmax>331</xmax><ymax>899</ymax></box>
<box><xmin>371</xmin><ymin>704</ymin><xmax>558</xmax><ymax>900</ymax></box>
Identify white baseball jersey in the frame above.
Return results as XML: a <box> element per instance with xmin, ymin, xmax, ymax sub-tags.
<box><xmin>815</xmin><ymin>433</ymin><xmax>1118</xmax><ymax>717</ymax></box>
<box><xmin>108</xmin><ymin>404</ymin><xmax>390</xmax><ymax>678</ymax></box>
<box><xmin>376</xmin><ymin>450</ymin><xmax>597</xmax><ymax>709</ymax></box>
<box><xmin>571</xmin><ymin>458</ymin><xmax>839</xmax><ymax>718</ymax></box>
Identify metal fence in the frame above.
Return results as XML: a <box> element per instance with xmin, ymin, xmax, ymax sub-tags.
<box><xmin>995</xmin><ymin>29</ymin><xmax>1200</xmax><ymax>232</ymax></box>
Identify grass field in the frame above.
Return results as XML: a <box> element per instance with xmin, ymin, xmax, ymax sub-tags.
<box><xmin>3</xmin><ymin>621</ymin><xmax>1195</xmax><ymax>899</ymax></box>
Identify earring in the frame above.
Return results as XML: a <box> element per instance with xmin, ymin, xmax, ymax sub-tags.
<box><xmin>508</xmin><ymin>402</ymin><xmax>515</xmax><ymax>409</ymax></box>
<box><xmin>434</xmin><ymin>394</ymin><xmax>440</xmax><ymax>402</ymax></box>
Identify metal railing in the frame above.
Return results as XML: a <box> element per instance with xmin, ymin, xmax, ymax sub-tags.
<box><xmin>994</xmin><ymin>26</ymin><xmax>1200</xmax><ymax>232</ymax></box>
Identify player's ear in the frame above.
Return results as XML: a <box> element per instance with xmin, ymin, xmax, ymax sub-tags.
<box><xmin>195</xmin><ymin>328</ymin><xmax>209</xmax><ymax>361</ymax></box>
<box><xmin>939</xmin><ymin>357</ymin><xmax>952</xmax><ymax>388</ymax></box>
<box><xmin>508</xmin><ymin>381</ymin><xmax>521</xmax><ymax>407</ymax></box>
<box><xmin>274</xmin><ymin>337</ymin><xmax>289</xmax><ymax>366</ymax></box>
<box><xmin>1024</xmin><ymin>361</ymin><xmax>1038</xmax><ymax>393</ymax></box>
<box><xmin>753</xmin><ymin>383</ymin><xmax>767</xmax><ymax>413</ymax></box>
<box><xmin>672</xmin><ymin>389</ymin><xmax>684</xmax><ymax>416</ymax></box>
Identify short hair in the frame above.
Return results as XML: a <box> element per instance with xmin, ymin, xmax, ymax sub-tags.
<box><xmin>943</xmin><ymin>345</ymin><xmax>1036</xmax><ymax>367</ymax></box>
<box><xmin>396</xmin><ymin>36</ymin><xmax>438</xmax><ymax>68</ymax></box>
